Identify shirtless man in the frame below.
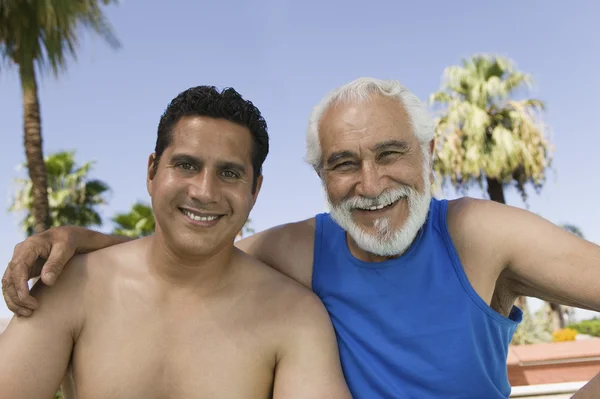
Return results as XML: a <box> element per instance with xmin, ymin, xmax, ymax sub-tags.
<box><xmin>0</xmin><ymin>86</ymin><xmax>351</xmax><ymax>399</ymax></box>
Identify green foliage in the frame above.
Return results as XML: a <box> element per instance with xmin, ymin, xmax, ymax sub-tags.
<box><xmin>10</xmin><ymin>151</ymin><xmax>110</xmax><ymax>236</ymax></box>
<box><xmin>0</xmin><ymin>0</ymin><xmax>120</xmax><ymax>84</ymax></box>
<box><xmin>112</xmin><ymin>202</ymin><xmax>155</xmax><ymax>238</ymax></box>
<box><xmin>568</xmin><ymin>318</ymin><xmax>600</xmax><ymax>337</ymax></box>
<box><xmin>429</xmin><ymin>54</ymin><xmax>553</xmax><ymax>203</ymax></box>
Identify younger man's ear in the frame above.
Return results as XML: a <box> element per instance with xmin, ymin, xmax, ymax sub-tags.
<box><xmin>146</xmin><ymin>153</ymin><xmax>158</xmax><ymax>195</ymax></box>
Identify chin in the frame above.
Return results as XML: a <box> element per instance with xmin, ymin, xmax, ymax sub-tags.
<box><xmin>349</xmin><ymin>224</ymin><xmax>420</xmax><ymax>257</ymax></box>
<box><xmin>330</xmin><ymin>189</ymin><xmax>432</xmax><ymax>258</ymax></box>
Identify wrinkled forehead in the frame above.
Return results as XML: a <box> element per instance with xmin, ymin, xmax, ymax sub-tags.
<box><xmin>318</xmin><ymin>95</ymin><xmax>416</xmax><ymax>155</ymax></box>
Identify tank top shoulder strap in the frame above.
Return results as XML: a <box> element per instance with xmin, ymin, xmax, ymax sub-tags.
<box><xmin>313</xmin><ymin>212</ymin><xmax>343</xmax><ymax>294</ymax></box>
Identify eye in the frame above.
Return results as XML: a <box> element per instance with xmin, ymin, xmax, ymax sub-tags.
<box><xmin>378</xmin><ymin>151</ymin><xmax>400</xmax><ymax>162</ymax></box>
<box><xmin>333</xmin><ymin>161</ymin><xmax>357</xmax><ymax>170</ymax></box>
<box><xmin>221</xmin><ymin>170</ymin><xmax>239</xmax><ymax>179</ymax></box>
<box><xmin>177</xmin><ymin>162</ymin><xmax>196</xmax><ymax>171</ymax></box>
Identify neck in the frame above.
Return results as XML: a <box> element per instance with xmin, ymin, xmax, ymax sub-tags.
<box><xmin>146</xmin><ymin>234</ymin><xmax>237</xmax><ymax>294</ymax></box>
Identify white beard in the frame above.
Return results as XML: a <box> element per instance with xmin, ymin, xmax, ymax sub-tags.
<box><xmin>326</xmin><ymin>173</ymin><xmax>432</xmax><ymax>258</ymax></box>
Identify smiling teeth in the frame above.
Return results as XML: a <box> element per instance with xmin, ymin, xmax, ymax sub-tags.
<box><xmin>361</xmin><ymin>200</ymin><xmax>397</xmax><ymax>211</ymax></box>
<box><xmin>182</xmin><ymin>210</ymin><xmax>218</xmax><ymax>221</ymax></box>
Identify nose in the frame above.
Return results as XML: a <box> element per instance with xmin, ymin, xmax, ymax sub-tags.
<box><xmin>356</xmin><ymin>161</ymin><xmax>385</xmax><ymax>198</ymax></box>
<box><xmin>187</xmin><ymin>169</ymin><xmax>221</xmax><ymax>204</ymax></box>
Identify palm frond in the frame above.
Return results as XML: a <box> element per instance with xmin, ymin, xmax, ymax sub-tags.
<box><xmin>9</xmin><ymin>150</ymin><xmax>110</xmax><ymax>234</ymax></box>
<box><xmin>430</xmin><ymin>54</ymin><xmax>553</xmax><ymax>203</ymax></box>
<box><xmin>0</xmin><ymin>0</ymin><xmax>120</xmax><ymax>83</ymax></box>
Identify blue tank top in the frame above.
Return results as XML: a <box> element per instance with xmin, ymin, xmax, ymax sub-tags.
<box><xmin>313</xmin><ymin>198</ymin><xmax>522</xmax><ymax>399</ymax></box>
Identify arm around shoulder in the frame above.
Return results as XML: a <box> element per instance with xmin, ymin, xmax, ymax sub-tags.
<box><xmin>2</xmin><ymin>225</ymin><xmax>131</xmax><ymax>317</ymax></box>
<box><xmin>272</xmin><ymin>292</ymin><xmax>351</xmax><ymax>399</ymax></box>
<box><xmin>236</xmin><ymin>218</ymin><xmax>316</xmax><ymax>288</ymax></box>
<box><xmin>0</xmin><ymin>254</ymin><xmax>88</xmax><ymax>398</ymax></box>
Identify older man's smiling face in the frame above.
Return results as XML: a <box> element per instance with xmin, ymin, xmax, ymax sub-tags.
<box><xmin>319</xmin><ymin>94</ymin><xmax>433</xmax><ymax>260</ymax></box>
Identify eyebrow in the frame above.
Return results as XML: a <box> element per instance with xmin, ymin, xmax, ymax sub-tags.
<box><xmin>170</xmin><ymin>153</ymin><xmax>201</xmax><ymax>165</ymax></box>
<box><xmin>371</xmin><ymin>139</ymin><xmax>411</xmax><ymax>154</ymax></box>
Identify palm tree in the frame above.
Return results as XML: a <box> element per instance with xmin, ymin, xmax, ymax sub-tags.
<box><xmin>10</xmin><ymin>150</ymin><xmax>110</xmax><ymax>235</ymax></box>
<box><xmin>0</xmin><ymin>0</ymin><xmax>120</xmax><ymax>234</ymax></box>
<box><xmin>112</xmin><ymin>202</ymin><xmax>155</xmax><ymax>238</ymax></box>
<box><xmin>430</xmin><ymin>54</ymin><xmax>553</xmax><ymax>314</ymax></box>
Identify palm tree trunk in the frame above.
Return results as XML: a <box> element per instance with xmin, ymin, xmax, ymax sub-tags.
<box><xmin>486</xmin><ymin>177</ymin><xmax>530</xmax><ymax>315</ymax></box>
<box><xmin>19</xmin><ymin>61</ymin><xmax>50</xmax><ymax>234</ymax></box>
<box><xmin>486</xmin><ymin>177</ymin><xmax>506</xmax><ymax>203</ymax></box>
<box><xmin>549</xmin><ymin>302</ymin><xmax>565</xmax><ymax>331</ymax></box>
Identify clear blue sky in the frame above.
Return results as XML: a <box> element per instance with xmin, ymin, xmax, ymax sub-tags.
<box><xmin>0</xmin><ymin>1</ymin><xmax>598</xmax><ymax>319</ymax></box>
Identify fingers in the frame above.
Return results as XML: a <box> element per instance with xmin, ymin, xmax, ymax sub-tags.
<box><xmin>2</xmin><ymin>238</ymin><xmax>50</xmax><ymax>316</ymax></box>
<box><xmin>2</xmin><ymin>270</ymin><xmax>37</xmax><ymax>317</ymax></box>
<box><xmin>2</xmin><ymin>229</ymin><xmax>77</xmax><ymax>317</ymax></box>
<box><xmin>7</xmin><ymin>259</ymin><xmax>39</xmax><ymax>311</ymax></box>
<box><xmin>11</xmin><ymin>259</ymin><xmax>35</xmax><ymax>304</ymax></box>
<box><xmin>40</xmin><ymin>244</ymin><xmax>73</xmax><ymax>286</ymax></box>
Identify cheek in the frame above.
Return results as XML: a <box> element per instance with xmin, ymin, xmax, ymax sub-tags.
<box><xmin>151</xmin><ymin>175</ymin><xmax>185</xmax><ymax>203</ymax></box>
<box><xmin>323</xmin><ymin>175</ymin><xmax>351</xmax><ymax>203</ymax></box>
<box><xmin>226</xmin><ymin>189</ymin><xmax>255</xmax><ymax>214</ymax></box>
<box><xmin>388</xmin><ymin>162</ymin><xmax>424</xmax><ymax>187</ymax></box>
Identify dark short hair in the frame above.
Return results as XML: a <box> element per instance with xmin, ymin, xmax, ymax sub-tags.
<box><xmin>155</xmin><ymin>86</ymin><xmax>269</xmax><ymax>192</ymax></box>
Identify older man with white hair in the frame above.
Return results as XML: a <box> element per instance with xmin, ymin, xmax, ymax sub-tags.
<box><xmin>4</xmin><ymin>78</ymin><xmax>600</xmax><ymax>398</ymax></box>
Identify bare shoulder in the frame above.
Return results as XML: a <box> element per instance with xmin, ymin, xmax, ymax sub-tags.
<box><xmin>446</xmin><ymin>196</ymin><xmax>513</xmax><ymax>247</ymax></box>
<box><xmin>238</xmin><ymin>250</ymin><xmax>350</xmax><ymax>398</ymax></box>
<box><xmin>239</xmin><ymin>256</ymin><xmax>347</xmax><ymax>397</ymax></box>
<box><xmin>17</xmin><ymin>250</ymin><xmax>94</xmax><ymax>340</ymax></box>
<box><xmin>233</xmin><ymin>248</ymin><xmax>327</xmax><ymax>323</ymax></box>
<box><xmin>446</xmin><ymin>196</ymin><xmax>560</xmax><ymax>257</ymax></box>
<box><xmin>447</xmin><ymin>196</ymin><xmax>496</xmax><ymax>226</ymax></box>
<box><xmin>55</xmin><ymin>239</ymin><xmax>145</xmax><ymax>305</ymax></box>
<box><xmin>447</xmin><ymin>195</ymin><xmax>535</xmax><ymax>228</ymax></box>
<box><xmin>235</xmin><ymin>217</ymin><xmax>316</xmax><ymax>288</ymax></box>
<box><xmin>66</xmin><ymin>239</ymin><xmax>133</xmax><ymax>281</ymax></box>
<box><xmin>32</xmin><ymin>250</ymin><xmax>91</xmax><ymax>299</ymax></box>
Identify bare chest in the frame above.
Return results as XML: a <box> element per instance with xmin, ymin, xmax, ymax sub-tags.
<box><xmin>70</xmin><ymin>302</ymin><xmax>276</xmax><ymax>399</ymax></box>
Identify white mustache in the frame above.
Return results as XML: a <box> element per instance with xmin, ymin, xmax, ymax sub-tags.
<box><xmin>340</xmin><ymin>187</ymin><xmax>414</xmax><ymax>211</ymax></box>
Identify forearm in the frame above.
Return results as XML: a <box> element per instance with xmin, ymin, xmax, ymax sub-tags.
<box><xmin>73</xmin><ymin>227</ymin><xmax>134</xmax><ymax>253</ymax></box>
<box><xmin>572</xmin><ymin>373</ymin><xmax>600</xmax><ymax>399</ymax></box>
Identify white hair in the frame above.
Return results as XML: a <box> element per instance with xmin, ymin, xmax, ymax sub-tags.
<box><xmin>305</xmin><ymin>77</ymin><xmax>435</xmax><ymax>172</ymax></box>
